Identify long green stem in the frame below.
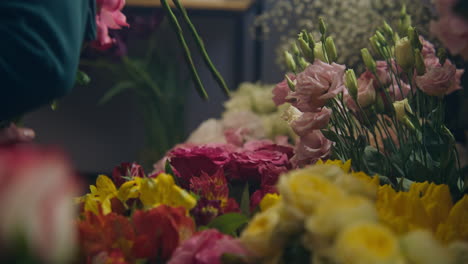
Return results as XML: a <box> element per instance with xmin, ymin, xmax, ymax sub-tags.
<box><xmin>172</xmin><ymin>0</ymin><xmax>230</xmax><ymax>96</ymax></box>
<box><xmin>160</xmin><ymin>0</ymin><xmax>209</xmax><ymax>100</ymax></box>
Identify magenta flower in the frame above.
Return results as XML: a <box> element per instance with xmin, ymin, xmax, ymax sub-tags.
<box><xmin>93</xmin><ymin>0</ymin><xmax>129</xmax><ymax>50</ymax></box>
<box><xmin>285</xmin><ymin>60</ymin><xmax>346</xmax><ymax>112</ymax></box>
<box><xmin>190</xmin><ymin>198</ymin><xmax>222</xmax><ymax>226</ymax></box>
<box><xmin>168</xmin><ymin>229</ymin><xmax>250</xmax><ymax>264</ymax></box>
<box><xmin>169</xmin><ymin>145</ymin><xmax>232</xmax><ymax>186</ymax></box>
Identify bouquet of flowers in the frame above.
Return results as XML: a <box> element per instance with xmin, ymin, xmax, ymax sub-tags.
<box><xmin>273</xmin><ymin>6</ymin><xmax>465</xmax><ymax>198</ymax></box>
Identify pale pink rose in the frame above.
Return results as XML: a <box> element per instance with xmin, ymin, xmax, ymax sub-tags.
<box><xmin>431</xmin><ymin>0</ymin><xmax>468</xmax><ymax>59</ymax></box>
<box><xmin>416</xmin><ymin>60</ymin><xmax>464</xmax><ymax>96</ymax></box>
<box><xmin>344</xmin><ymin>72</ymin><xmax>377</xmax><ymax>111</ymax></box>
<box><xmin>0</xmin><ymin>145</ymin><xmax>80</xmax><ymax>264</ymax></box>
<box><xmin>286</xmin><ymin>60</ymin><xmax>346</xmax><ymax>112</ymax></box>
<box><xmin>168</xmin><ymin>229</ymin><xmax>250</xmax><ymax>264</ymax></box>
<box><xmin>92</xmin><ymin>0</ymin><xmax>129</xmax><ymax>50</ymax></box>
<box><xmin>222</xmin><ymin>111</ymin><xmax>266</xmax><ymax>141</ymax></box>
<box><xmin>272</xmin><ymin>74</ymin><xmax>295</xmax><ymax>106</ymax></box>
<box><xmin>291</xmin><ymin>130</ymin><xmax>332</xmax><ymax>167</ymax></box>
<box><xmin>291</xmin><ymin>107</ymin><xmax>332</xmax><ymax>136</ymax></box>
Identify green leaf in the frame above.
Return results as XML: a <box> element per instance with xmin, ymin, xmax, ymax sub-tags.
<box><xmin>75</xmin><ymin>70</ymin><xmax>91</xmax><ymax>86</ymax></box>
<box><xmin>240</xmin><ymin>182</ymin><xmax>250</xmax><ymax>216</ymax></box>
<box><xmin>99</xmin><ymin>81</ymin><xmax>134</xmax><ymax>105</ymax></box>
<box><xmin>362</xmin><ymin>146</ymin><xmax>386</xmax><ymax>175</ymax></box>
<box><xmin>165</xmin><ymin>159</ymin><xmax>174</xmax><ymax>175</ymax></box>
<box><xmin>206</xmin><ymin>213</ymin><xmax>249</xmax><ymax>236</ymax></box>
<box><xmin>321</xmin><ymin>129</ymin><xmax>339</xmax><ymax>142</ymax></box>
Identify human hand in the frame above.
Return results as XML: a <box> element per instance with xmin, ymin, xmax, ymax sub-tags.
<box><xmin>0</xmin><ymin>123</ymin><xmax>35</xmax><ymax>145</ymax></box>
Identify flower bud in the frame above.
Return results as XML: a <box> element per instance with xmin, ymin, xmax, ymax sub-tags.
<box><xmin>298</xmin><ymin>57</ymin><xmax>309</xmax><ymax>70</ymax></box>
<box><xmin>345</xmin><ymin>69</ymin><xmax>358</xmax><ymax>101</ymax></box>
<box><xmin>370</xmin><ymin>35</ymin><xmax>383</xmax><ymax>56</ymax></box>
<box><xmin>408</xmin><ymin>27</ymin><xmax>422</xmax><ymax>50</ymax></box>
<box><xmin>319</xmin><ymin>17</ymin><xmax>327</xmax><ymax>36</ymax></box>
<box><xmin>376</xmin><ymin>31</ymin><xmax>387</xmax><ymax>46</ymax></box>
<box><xmin>292</xmin><ymin>43</ymin><xmax>300</xmax><ymax>57</ymax></box>
<box><xmin>398</xmin><ymin>5</ymin><xmax>412</xmax><ymax>36</ymax></box>
<box><xmin>314</xmin><ymin>42</ymin><xmax>327</xmax><ymax>62</ymax></box>
<box><xmin>393</xmin><ymin>98</ymin><xmax>415</xmax><ymax>130</ymax></box>
<box><xmin>285</xmin><ymin>74</ymin><xmax>296</xmax><ymax>91</ymax></box>
<box><xmin>414</xmin><ymin>49</ymin><xmax>426</xmax><ymax>76</ymax></box>
<box><xmin>395</xmin><ymin>37</ymin><xmax>415</xmax><ymax>72</ymax></box>
<box><xmin>284</xmin><ymin>51</ymin><xmax>297</xmax><ymax>73</ymax></box>
<box><xmin>325</xmin><ymin>36</ymin><xmax>338</xmax><ymax>62</ymax></box>
<box><xmin>361</xmin><ymin>48</ymin><xmax>377</xmax><ymax>73</ymax></box>
<box><xmin>437</xmin><ymin>48</ymin><xmax>447</xmax><ymax>65</ymax></box>
<box><xmin>298</xmin><ymin>33</ymin><xmax>314</xmax><ymax>62</ymax></box>
<box><xmin>382</xmin><ymin>21</ymin><xmax>394</xmax><ymax>38</ymax></box>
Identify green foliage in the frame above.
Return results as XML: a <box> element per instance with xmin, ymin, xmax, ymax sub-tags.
<box><xmin>206</xmin><ymin>213</ymin><xmax>249</xmax><ymax>236</ymax></box>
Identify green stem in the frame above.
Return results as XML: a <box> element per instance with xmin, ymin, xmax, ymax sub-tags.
<box><xmin>172</xmin><ymin>0</ymin><xmax>230</xmax><ymax>96</ymax></box>
<box><xmin>160</xmin><ymin>0</ymin><xmax>209</xmax><ymax>100</ymax></box>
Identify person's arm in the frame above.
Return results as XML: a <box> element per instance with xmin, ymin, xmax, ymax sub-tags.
<box><xmin>0</xmin><ymin>0</ymin><xmax>96</xmax><ymax>121</ymax></box>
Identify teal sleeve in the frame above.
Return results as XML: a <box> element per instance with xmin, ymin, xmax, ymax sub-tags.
<box><xmin>0</xmin><ymin>0</ymin><xmax>96</xmax><ymax>121</ymax></box>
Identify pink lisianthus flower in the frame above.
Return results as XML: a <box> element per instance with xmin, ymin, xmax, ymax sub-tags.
<box><xmin>291</xmin><ymin>130</ymin><xmax>332</xmax><ymax>167</ymax></box>
<box><xmin>272</xmin><ymin>74</ymin><xmax>296</xmax><ymax>106</ymax></box>
<box><xmin>168</xmin><ymin>229</ymin><xmax>250</xmax><ymax>264</ymax></box>
<box><xmin>93</xmin><ymin>0</ymin><xmax>129</xmax><ymax>50</ymax></box>
<box><xmin>285</xmin><ymin>60</ymin><xmax>346</xmax><ymax>112</ymax></box>
<box><xmin>431</xmin><ymin>0</ymin><xmax>468</xmax><ymax>60</ymax></box>
<box><xmin>0</xmin><ymin>145</ymin><xmax>80</xmax><ymax>264</ymax></box>
<box><xmin>416</xmin><ymin>60</ymin><xmax>464</xmax><ymax>96</ymax></box>
<box><xmin>290</xmin><ymin>107</ymin><xmax>332</xmax><ymax>136</ymax></box>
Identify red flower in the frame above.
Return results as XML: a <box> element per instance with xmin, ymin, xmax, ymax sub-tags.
<box><xmin>78</xmin><ymin>212</ymin><xmax>136</xmax><ymax>261</ymax></box>
<box><xmin>189</xmin><ymin>169</ymin><xmax>229</xmax><ymax>202</ymax></box>
<box><xmin>132</xmin><ymin>205</ymin><xmax>195</xmax><ymax>261</ymax></box>
<box><xmin>112</xmin><ymin>162</ymin><xmax>145</xmax><ymax>187</ymax></box>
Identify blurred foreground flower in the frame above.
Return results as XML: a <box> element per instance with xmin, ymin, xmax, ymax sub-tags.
<box><xmin>0</xmin><ymin>145</ymin><xmax>80</xmax><ymax>264</ymax></box>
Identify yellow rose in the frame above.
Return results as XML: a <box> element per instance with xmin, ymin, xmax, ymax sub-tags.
<box><xmin>334</xmin><ymin>222</ymin><xmax>403</xmax><ymax>264</ymax></box>
<box><xmin>259</xmin><ymin>193</ymin><xmax>281</xmax><ymax>212</ymax></box>
<box><xmin>400</xmin><ymin>230</ymin><xmax>452</xmax><ymax>264</ymax></box>
<box><xmin>240</xmin><ymin>204</ymin><xmax>283</xmax><ymax>257</ymax></box>
<box><xmin>305</xmin><ymin>196</ymin><xmax>377</xmax><ymax>240</ymax></box>
<box><xmin>278</xmin><ymin>165</ymin><xmax>346</xmax><ymax>219</ymax></box>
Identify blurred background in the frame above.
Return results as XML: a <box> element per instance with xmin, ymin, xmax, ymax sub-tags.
<box><xmin>23</xmin><ymin>0</ymin><xmax>468</xmax><ymax>177</ymax></box>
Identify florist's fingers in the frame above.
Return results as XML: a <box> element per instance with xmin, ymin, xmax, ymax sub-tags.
<box><xmin>0</xmin><ymin>124</ymin><xmax>35</xmax><ymax>144</ymax></box>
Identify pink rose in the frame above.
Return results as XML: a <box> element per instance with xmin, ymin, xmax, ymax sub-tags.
<box><xmin>415</xmin><ymin>60</ymin><xmax>464</xmax><ymax>96</ymax></box>
<box><xmin>168</xmin><ymin>229</ymin><xmax>250</xmax><ymax>264</ymax></box>
<box><xmin>291</xmin><ymin>130</ymin><xmax>332</xmax><ymax>167</ymax></box>
<box><xmin>291</xmin><ymin>107</ymin><xmax>332</xmax><ymax>136</ymax></box>
<box><xmin>286</xmin><ymin>60</ymin><xmax>346</xmax><ymax>112</ymax></box>
<box><xmin>420</xmin><ymin>36</ymin><xmax>437</xmax><ymax>58</ymax></box>
<box><xmin>431</xmin><ymin>0</ymin><xmax>468</xmax><ymax>59</ymax></box>
<box><xmin>92</xmin><ymin>0</ymin><xmax>129</xmax><ymax>50</ymax></box>
<box><xmin>387</xmin><ymin>78</ymin><xmax>411</xmax><ymax>101</ymax></box>
<box><xmin>272</xmin><ymin>74</ymin><xmax>295</xmax><ymax>106</ymax></box>
<box><xmin>0</xmin><ymin>145</ymin><xmax>80</xmax><ymax>263</ymax></box>
<box><xmin>345</xmin><ymin>72</ymin><xmax>377</xmax><ymax>111</ymax></box>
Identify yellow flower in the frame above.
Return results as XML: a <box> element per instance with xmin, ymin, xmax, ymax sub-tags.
<box><xmin>241</xmin><ymin>204</ymin><xmax>282</xmax><ymax>257</ymax></box>
<box><xmin>400</xmin><ymin>230</ymin><xmax>452</xmax><ymax>264</ymax></box>
<box><xmin>334</xmin><ymin>222</ymin><xmax>403</xmax><ymax>264</ymax></box>
<box><xmin>259</xmin><ymin>193</ymin><xmax>281</xmax><ymax>212</ymax></box>
<box><xmin>376</xmin><ymin>182</ymin><xmax>468</xmax><ymax>244</ymax></box>
<box><xmin>139</xmin><ymin>173</ymin><xmax>196</xmax><ymax>211</ymax></box>
<box><xmin>277</xmin><ymin>165</ymin><xmax>346</xmax><ymax>219</ymax></box>
<box><xmin>79</xmin><ymin>175</ymin><xmax>118</xmax><ymax>215</ymax></box>
<box><xmin>316</xmin><ymin>159</ymin><xmax>352</xmax><ymax>173</ymax></box>
<box><xmin>305</xmin><ymin>196</ymin><xmax>377</xmax><ymax>239</ymax></box>
<box><xmin>117</xmin><ymin>177</ymin><xmax>143</xmax><ymax>202</ymax></box>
